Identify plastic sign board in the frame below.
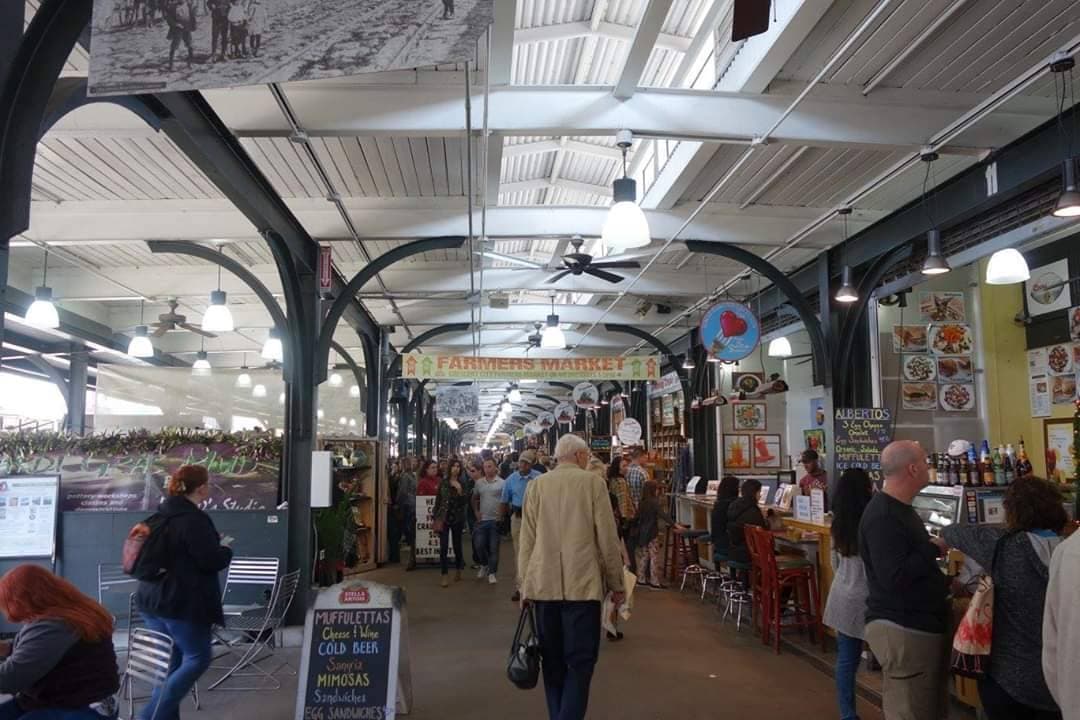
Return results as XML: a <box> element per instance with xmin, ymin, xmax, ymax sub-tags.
<box><xmin>616</xmin><ymin>418</ymin><xmax>642</xmax><ymax>446</ymax></box>
<box><xmin>400</xmin><ymin>354</ymin><xmax>661</xmax><ymax>381</ymax></box>
<box><xmin>295</xmin><ymin>580</ymin><xmax>411</xmax><ymax>720</ymax></box>
<box><xmin>0</xmin><ymin>476</ymin><xmax>59</xmax><ymax>559</ymax></box>
<box><xmin>699</xmin><ymin>302</ymin><xmax>760</xmax><ymax>362</ymax></box>
<box><xmin>318</xmin><ymin>245</ymin><xmax>333</xmax><ymax>294</ymax></box>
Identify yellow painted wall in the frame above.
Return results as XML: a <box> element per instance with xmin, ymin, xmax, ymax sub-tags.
<box><xmin>978</xmin><ymin>258</ymin><xmax>1075</xmax><ymax>480</ymax></box>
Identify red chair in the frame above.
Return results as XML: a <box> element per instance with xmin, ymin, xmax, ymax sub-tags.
<box><xmin>749</xmin><ymin>526</ymin><xmax>822</xmax><ymax>654</ymax></box>
<box><xmin>742</xmin><ymin>524</ymin><xmax>766</xmax><ymax>637</ymax></box>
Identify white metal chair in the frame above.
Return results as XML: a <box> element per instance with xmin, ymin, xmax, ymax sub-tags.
<box><xmin>120</xmin><ymin>628</ymin><xmax>173</xmax><ymax>720</ymax></box>
<box><xmin>127</xmin><ymin>594</ymin><xmax>200</xmax><ymax>710</ymax></box>
<box><xmin>98</xmin><ymin>563</ymin><xmax>138</xmax><ymax>624</ymax></box>
<box><xmin>209</xmin><ymin>570</ymin><xmax>301</xmax><ymax>691</ymax></box>
<box><xmin>220</xmin><ymin>557</ymin><xmax>280</xmax><ymax>616</ymax></box>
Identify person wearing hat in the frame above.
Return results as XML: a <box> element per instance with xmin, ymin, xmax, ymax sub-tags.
<box><xmin>501</xmin><ymin>450</ymin><xmax>542</xmax><ymax>602</ymax></box>
<box><xmin>799</xmin><ymin>449</ymin><xmax>829</xmax><ymax>504</ymax></box>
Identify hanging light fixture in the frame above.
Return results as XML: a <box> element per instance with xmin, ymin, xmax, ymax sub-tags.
<box><xmin>252</xmin><ymin>383</ymin><xmax>267</xmax><ymax>398</ymax></box>
<box><xmin>681</xmin><ymin>312</ymin><xmax>695</xmax><ymax>369</ymax></box>
<box><xmin>682</xmin><ymin>354</ymin><xmax>695</xmax><ymax>370</ymax></box>
<box><xmin>349</xmin><ymin>419</ymin><xmax>357</xmax><ymax>428</ymax></box>
<box><xmin>317</xmin><ymin>408</ymin><xmax>325</xmax><ymax>420</ymax></box>
<box><xmin>985</xmin><ymin>248</ymin><xmax>1030</xmax><ymax>285</ymax></box>
<box><xmin>127</xmin><ymin>301</ymin><xmax>154</xmax><ymax>358</ymax></box>
<box><xmin>349</xmin><ymin>384</ymin><xmax>361</xmax><ymax>398</ymax></box>
<box><xmin>261</xmin><ymin>327</ymin><xmax>284</xmax><ymax>362</ymax></box>
<box><xmin>328</xmin><ymin>372</ymin><xmax>343</xmax><ymax>387</ymax></box>
<box><xmin>24</xmin><ymin>249</ymin><xmax>59</xmax><ymax>329</ymax></box>
<box><xmin>601</xmin><ymin>130</ymin><xmax>650</xmax><ymax>251</ymax></box>
<box><xmin>540</xmin><ymin>294</ymin><xmax>566</xmax><ymax>349</ymax></box>
<box><xmin>767</xmin><ymin>336</ymin><xmax>793</xmax><ymax>357</ymax></box>
<box><xmin>501</xmin><ymin>400</ymin><xmax>512</xmax><ymax>414</ymax></box>
<box><xmin>201</xmin><ymin>258</ymin><xmax>234</xmax><ymax>333</ymax></box>
<box><xmin>339</xmin><ymin>416</ymin><xmax>348</xmax><ymax>426</ymax></box>
<box><xmin>1051</xmin><ymin>54</ymin><xmax>1080</xmax><ymax>217</ymax></box>
<box><xmin>917</xmin><ymin>151</ymin><xmax>951</xmax><ymax>275</ymax></box>
<box><xmin>835</xmin><ymin>266</ymin><xmax>858</xmax><ymax>303</ymax></box>
<box><xmin>508</xmin><ymin>385</ymin><xmax>522</xmax><ymax>403</ymax></box>
<box><xmin>235</xmin><ymin>353</ymin><xmax>252</xmax><ymax>388</ymax></box>
<box><xmin>278</xmin><ymin>391</ymin><xmax>286</xmax><ymax>405</ymax></box>
<box><xmin>192</xmin><ymin>349</ymin><xmax>212</xmax><ymax>377</ymax></box>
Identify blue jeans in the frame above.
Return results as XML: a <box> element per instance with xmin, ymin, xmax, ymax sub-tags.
<box><xmin>438</xmin><ymin>522</ymin><xmax>464</xmax><ymax>575</ymax></box>
<box><xmin>0</xmin><ymin>699</ymin><xmax>105</xmax><ymax>720</ymax></box>
<box><xmin>473</xmin><ymin>520</ymin><xmax>501</xmax><ymax>574</ymax></box>
<box><xmin>139</xmin><ymin>616</ymin><xmax>212</xmax><ymax>720</ymax></box>
<box><xmin>835</xmin><ymin>632</ymin><xmax>863</xmax><ymax>720</ymax></box>
<box><xmin>534</xmin><ymin>600</ymin><xmax>601</xmax><ymax>720</ymax></box>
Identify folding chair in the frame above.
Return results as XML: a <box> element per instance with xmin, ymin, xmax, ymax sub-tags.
<box><xmin>221</xmin><ymin>557</ymin><xmax>280</xmax><ymax>616</ymax></box>
<box><xmin>127</xmin><ymin>594</ymin><xmax>200</xmax><ymax>710</ymax></box>
<box><xmin>209</xmin><ymin>570</ymin><xmax>301</xmax><ymax>691</ymax></box>
<box><xmin>120</xmin><ymin>628</ymin><xmax>173</xmax><ymax>720</ymax></box>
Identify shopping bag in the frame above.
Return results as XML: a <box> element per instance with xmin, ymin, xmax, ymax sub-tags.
<box><xmin>950</xmin><ymin>534</ymin><xmax>1007</xmax><ymax>678</ymax></box>
<box><xmin>507</xmin><ymin>604</ymin><xmax>541</xmax><ymax>689</ymax></box>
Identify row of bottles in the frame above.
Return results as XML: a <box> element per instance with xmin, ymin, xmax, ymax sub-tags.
<box><xmin>927</xmin><ymin>438</ymin><xmax>1034</xmax><ymax>487</ymax></box>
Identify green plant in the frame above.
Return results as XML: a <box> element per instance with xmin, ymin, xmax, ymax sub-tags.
<box><xmin>313</xmin><ymin>498</ymin><xmax>353</xmax><ymax>563</ymax></box>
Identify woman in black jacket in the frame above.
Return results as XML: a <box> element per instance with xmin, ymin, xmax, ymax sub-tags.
<box><xmin>137</xmin><ymin>464</ymin><xmax>233</xmax><ymax>720</ymax></box>
<box><xmin>710</xmin><ymin>475</ymin><xmax>740</xmax><ymax>564</ymax></box>
<box><xmin>727</xmin><ymin>478</ymin><xmax>767</xmax><ymax>565</ymax></box>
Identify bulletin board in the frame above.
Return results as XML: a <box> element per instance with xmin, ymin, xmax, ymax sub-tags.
<box><xmin>0</xmin><ymin>476</ymin><xmax>60</xmax><ymax>559</ymax></box>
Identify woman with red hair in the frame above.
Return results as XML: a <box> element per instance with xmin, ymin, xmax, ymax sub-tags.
<box><xmin>0</xmin><ymin>565</ymin><xmax>119</xmax><ymax>719</ymax></box>
<box><xmin>136</xmin><ymin>465</ymin><xmax>232</xmax><ymax>720</ymax></box>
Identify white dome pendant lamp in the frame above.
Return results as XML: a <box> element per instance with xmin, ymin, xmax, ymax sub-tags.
<box><xmin>601</xmin><ymin>130</ymin><xmax>650</xmax><ymax>252</ymax></box>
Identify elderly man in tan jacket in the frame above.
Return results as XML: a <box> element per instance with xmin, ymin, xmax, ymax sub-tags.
<box><xmin>518</xmin><ymin>433</ymin><xmax>625</xmax><ymax>720</ymax></box>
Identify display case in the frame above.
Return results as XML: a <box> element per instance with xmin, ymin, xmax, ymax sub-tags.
<box><xmin>320</xmin><ymin>437</ymin><xmax>380</xmax><ymax>574</ymax></box>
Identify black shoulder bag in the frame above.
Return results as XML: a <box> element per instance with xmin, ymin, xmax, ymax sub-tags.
<box><xmin>507</xmin><ymin>604</ymin><xmax>542</xmax><ymax>689</ymax></box>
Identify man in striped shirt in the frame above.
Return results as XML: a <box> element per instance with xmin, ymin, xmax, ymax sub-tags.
<box><xmin>624</xmin><ymin>448</ymin><xmax>648</xmax><ymax>573</ymax></box>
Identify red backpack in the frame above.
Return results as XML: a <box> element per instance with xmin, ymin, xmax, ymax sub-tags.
<box><xmin>122</xmin><ymin>514</ymin><xmax>173</xmax><ymax>581</ymax></box>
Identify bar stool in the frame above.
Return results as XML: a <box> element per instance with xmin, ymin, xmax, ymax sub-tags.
<box><xmin>720</xmin><ymin>559</ymin><xmax>753</xmax><ymax>629</ymax></box>
<box><xmin>665</xmin><ymin>526</ymin><xmax>707</xmax><ymax>590</ymax></box>
<box><xmin>749</xmin><ymin>526</ymin><xmax>822</xmax><ymax>654</ymax></box>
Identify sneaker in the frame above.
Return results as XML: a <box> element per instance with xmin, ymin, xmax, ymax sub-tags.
<box><xmin>488</xmin><ymin>574</ymin><xmax>497</xmax><ymax>585</ymax></box>
<box><xmin>477</xmin><ymin>567</ymin><xmax>488</xmax><ymax>580</ymax></box>
<box><xmin>440</xmin><ymin>576</ymin><xmax>449</xmax><ymax>588</ymax></box>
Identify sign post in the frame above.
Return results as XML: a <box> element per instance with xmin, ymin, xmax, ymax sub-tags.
<box><xmin>295</xmin><ymin>580</ymin><xmax>412</xmax><ymax>720</ymax></box>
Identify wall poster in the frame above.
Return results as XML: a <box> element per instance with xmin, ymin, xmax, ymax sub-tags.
<box><xmin>0</xmin><ymin>476</ymin><xmax>60</xmax><ymax>559</ymax></box>
<box><xmin>1044</xmin><ymin>419</ymin><xmax>1076</xmax><ymax>484</ymax></box>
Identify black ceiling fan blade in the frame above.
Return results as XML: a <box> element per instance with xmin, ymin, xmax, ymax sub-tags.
<box><xmin>583</xmin><ymin>267</ymin><xmax>625</xmax><ymax>284</ymax></box>
<box><xmin>590</xmin><ymin>261</ymin><xmax>641</xmax><ymax>270</ymax></box>
<box><xmin>563</xmin><ymin>253</ymin><xmax>593</xmax><ymax>265</ymax></box>
<box><xmin>545</xmin><ymin>270</ymin><xmax>573</xmax><ymax>284</ymax></box>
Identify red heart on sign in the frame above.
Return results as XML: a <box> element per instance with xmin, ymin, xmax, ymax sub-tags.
<box><xmin>720</xmin><ymin>310</ymin><xmax>748</xmax><ymax>337</ymax></box>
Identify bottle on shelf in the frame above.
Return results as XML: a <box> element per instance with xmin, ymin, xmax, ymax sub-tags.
<box><xmin>993</xmin><ymin>445</ymin><xmax>1005</xmax><ymax>486</ymax></box>
<box><xmin>928</xmin><ymin>454</ymin><xmax>938</xmax><ymax>486</ymax></box>
<box><xmin>958</xmin><ymin>454</ymin><xmax>970</xmax><ymax>487</ymax></box>
<box><xmin>966</xmin><ymin>447</ymin><xmax>980</xmax><ymax>487</ymax></box>
<box><xmin>1017</xmin><ymin>437</ymin><xmax>1033</xmax><ymax>479</ymax></box>
<box><xmin>981</xmin><ymin>441</ymin><xmax>994</xmax><ymax>487</ymax></box>
<box><xmin>1004</xmin><ymin>443</ymin><xmax>1016</xmax><ymax>485</ymax></box>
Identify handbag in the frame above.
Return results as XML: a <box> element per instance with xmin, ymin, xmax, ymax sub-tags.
<box><xmin>950</xmin><ymin>533</ymin><xmax>1009</xmax><ymax>678</ymax></box>
<box><xmin>432</xmin><ymin>518</ymin><xmax>446</xmax><ymax>534</ymax></box>
<box><xmin>507</xmin><ymin>604</ymin><xmax>541</xmax><ymax>689</ymax></box>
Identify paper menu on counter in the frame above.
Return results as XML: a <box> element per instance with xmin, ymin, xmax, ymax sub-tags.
<box><xmin>810</xmin><ymin>489</ymin><xmax>826</xmax><ymax>525</ymax></box>
<box><xmin>794</xmin><ymin>496</ymin><xmax>811</xmax><ymax>522</ymax></box>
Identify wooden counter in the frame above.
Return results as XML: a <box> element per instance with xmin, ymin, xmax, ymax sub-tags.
<box><xmin>780</xmin><ymin>518</ymin><xmax>833</xmax><ymax>609</ymax></box>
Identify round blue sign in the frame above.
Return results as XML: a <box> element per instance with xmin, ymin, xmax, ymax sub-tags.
<box><xmin>699</xmin><ymin>302</ymin><xmax>760</xmax><ymax>362</ymax></box>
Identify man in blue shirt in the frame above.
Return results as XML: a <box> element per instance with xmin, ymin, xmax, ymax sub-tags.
<box><xmin>500</xmin><ymin>450</ymin><xmax>543</xmax><ymax>602</ymax></box>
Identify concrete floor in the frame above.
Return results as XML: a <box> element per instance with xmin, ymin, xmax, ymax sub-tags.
<box><xmin>189</xmin><ymin>542</ymin><xmax>884</xmax><ymax>720</ymax></box>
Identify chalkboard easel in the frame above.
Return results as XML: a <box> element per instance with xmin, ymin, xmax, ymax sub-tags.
<box><xmin>295</xmin><ymin>580</ymin><xmax>412</xmax><ymax>720</ymax></box>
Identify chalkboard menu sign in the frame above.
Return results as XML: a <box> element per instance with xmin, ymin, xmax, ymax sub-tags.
<box><xmin>834</xmin><ymin>407</ymin><xmax>894</xmax><ymax>483</ymax></box>
<box><xmin>295</xmin><ymin>581</ymin><xmax>409</xmax><ymax>720</ymax></box>
<box><xmin>589</xmin><ymin>436</ymin><xmax>612</xmax><ymax>452</ymax></box>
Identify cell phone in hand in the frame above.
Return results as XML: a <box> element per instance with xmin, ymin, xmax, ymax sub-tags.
<box><xmin>220</xmin><ymin>535</ymin><xmax>235</xmax><ymax>547</ymax></box>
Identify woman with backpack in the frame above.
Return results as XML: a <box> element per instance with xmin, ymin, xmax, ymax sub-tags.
<box><xmin>136</xmin><ymin>464</ymin><xmax>233</xmax><ymax>720</ymax></box>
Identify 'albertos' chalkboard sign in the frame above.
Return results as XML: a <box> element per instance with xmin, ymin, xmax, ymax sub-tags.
<box><xmin>295</xmin><ymin>581</ymin><xmax>408</xmax><ymax>720</ymax></box>
<box><xmin>834</xmin><ymin>407</ymin><xmax>894</xmax><ymax>484</ymax></box>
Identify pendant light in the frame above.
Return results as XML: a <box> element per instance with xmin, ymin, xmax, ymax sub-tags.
<box><xmin>508</xmin><ymin>385</ymin><xmax>522</xmax><ymax>403</ymax></box>
<box><xmin>278</xmin><ymin>391</ymin><xmax>286</xmax><ymax>405</ymax></box>
<box><xmin>252</xmin><ymin>383</ymin><xmax>267</xmax><ymax>398</ymax></box>
<box><xmin>681</xmin><ymin>313</ymin><xmax>695</xmax><ymax>369</ymax></box>
<box><xmin>540</xmin><ymin>294</ymin><xmax>566</xmax><ymax>349</ymax></box>
<box><xmin>261</xmin><ymin>327</ymin><xmax>284</xmax><ymax>362</ymax></box>
<box><xmin>127</xmin><ymin>301</ymin><xmax>154</xmax><ymax>358</ymax></box>
<box><xmin>235</xmin><ymin>353</ymin><xmax>252</xmax><ymax>388</ymax></box>
<box><xmin>192</xmin><ymin>347</ymin><xmax>211</xmax><ymax>377</ymax></box>
<box><xmin>918</xmin><ymin>151</ymin><xmax>951</xmax><ymax>275</ymax></box>
<box><xmin>767</xmin><ymin>336</ymin><xmax>793</xmax><ymax>358</ymax></box>
<box><xmin>986</xmin><ymin>248</ymin><xmax>1030</xmax><ymax>285</ymax></box>
<box><xmin>600</xmin><ymin>130</ymin><xmax>650</xmax><ymax>251</ymax></box>
<box><xmin>1051</xmin><ymin>54</ymin><xmax>1080</xmax><ymax>217</ymax></box>
<box><xmin>317</xmin><ymin>408</ymin><xmax>325</xmax><ymax>420</ymax></box>
<box><xmin>25</xmin><ymin>249</ymin><xmax>59</xmax><ymax>329</ymax></box>
<box><xmin>329</xmin><ymin>372</ymin><xmax>343</xmax><ymax>387</ymax></box>
<box><xmin>834</xmin><ymin>209</ymin><xmax>858</xmax><ymax>303</ymax></box>
<box><xmin>202</xmin><ymin>259</ymin><xmax>234</xmax><ymax>333</ymax></box>
<box><xmin>339</xmin><ymin>416</ymin><xmax>348</xmax><ymax>426</ymax></box>
<box><xmin>349</xmin><ymin>384</ymin><xmax>361</xmax><ymax>398</ymax></box>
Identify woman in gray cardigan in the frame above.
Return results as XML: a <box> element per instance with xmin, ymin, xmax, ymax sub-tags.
<box><xmin>939</xmin><ymin>477</ymin><xmax>1065</xmax><ymax>720</ymax></box>
<box><xmin>822</xmin><ymin>468</ymin><xmax>873</xmax><ymax>720</ymax></box>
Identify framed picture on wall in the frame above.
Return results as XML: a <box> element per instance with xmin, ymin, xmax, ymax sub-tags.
<box><xmin>1026</xmin><ymin>259</ymin><xmax>1072</xmax><ymax>316</ymax></box>
<box><xmin>723</xmin><ymin>435</ymin><xmax>752</xmax><ymax>470</ymax></box>
<box><xmin>1044</xmin><ymin>418</ymin><xmax>1076</xmax><ymax>483</ymax></box>
<box><xmin>732</xmin><ymin>402</ymin><xmax>766</xmax><ymax>431</ymax></box>
<box><xmin>752</xmin><ymin>434</ymin><xmax>781</xmax><ymax>469</ymax></box>
<box><xmin>804</xmin><ymin>429</ymin><xmax>826</xmax><ymax>454</ymax></box>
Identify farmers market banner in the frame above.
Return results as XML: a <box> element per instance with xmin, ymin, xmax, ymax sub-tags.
<box><xmin>0</xmin><ymin>431</ymin><xmax>280</xmax><ymax>512</ymax></box>
<box><xmin>401</xmin><ymin>353</ymin><xmax>662</xmax><ymax>381</ymax></box>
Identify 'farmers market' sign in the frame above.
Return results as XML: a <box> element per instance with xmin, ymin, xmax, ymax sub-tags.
<box><xmin>401</xmin><ymin>354</ymin><xmax>661</xmax><ymax>381</ymax></box>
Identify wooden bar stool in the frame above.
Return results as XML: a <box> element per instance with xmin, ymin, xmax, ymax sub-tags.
<box><xmin>664</xmin><ymin>526</ymin><xmax>706</xmax><ymax>589</ymax></box>
<box><xmin>749</xmin><ymin>526</ymin><xmax>822</xmax><ymax>654</ymax></box>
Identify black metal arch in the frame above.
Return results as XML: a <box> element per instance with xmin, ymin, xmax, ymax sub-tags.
<box><xmin>386</xmin><ymin>323</ymin><xmax>472</xmax><ymax>378</ymax></box>
<box><xmin>684</xmin><ymin>240</ymin><xmax>830</xmax><ymax>386</ymax></box>
<box><xmin>603</xmin><ymin>324</ymin><xmax>684</xmax><ymax>381</ymax></box>
<box><xmin>329</xmin><ymin>340</ymin><xmax>367</xmax><ymax>407</ymax></box>
<box><xmin>317</xmin><ymin>237</ymin><xmax>467</xmax><ymax>381</ymax></box>
<box><xmin>40</xmin><ymin>78</ymin><xmax>162</xmax><ymax>140</ymax></box>
<box><xmin>547</xmin><ymin>382</ymin><xmax>575</xmax><ymax>391</ymax></box>
<box><xmin>527</xmin><ymin>403</ymin><xmax>548</xmax><ymax>412</ymax></box>
<box><xmin>536</xmin><ymin>394</ymin><xmax>562</xmax><ymax>404</ymax></box>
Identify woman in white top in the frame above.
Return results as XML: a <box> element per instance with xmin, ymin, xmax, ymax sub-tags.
<box><xmin>822</xmin><ymin>468</ymin><xmax>873</xmax><ymax>720</ymax></box>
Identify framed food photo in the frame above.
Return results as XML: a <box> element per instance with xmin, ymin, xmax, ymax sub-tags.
<box><xmin>1044</xmin><ymin>418</ymin><xmax>1076</xmax><ymax>483</ymax></box>
<box><xmin>1025</xmin><ymin>259</ymin><xmax>1072</xmax><ymax>317</ymax></box>
<box><xmin>804</xmin><ymin>429</ymin><xmax>826</xmax><ymax>454</ymax></box>
<box><xmin>723</xmin><ymin>434</ymin><xmax>752</xmax><ymax>470</ymax></box>
<box><xmin>732</xmin><ymin>402</ymin><xmax>766</xmax><ymax>431</ymax></box>
<box><xmin>752</xmin><ymin>434</ymin><xmax>782</xmax><ymax>469</ymax></box>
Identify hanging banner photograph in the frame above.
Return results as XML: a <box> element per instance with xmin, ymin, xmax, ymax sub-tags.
<box><xmin>400</xmin><ymin>353</ymin><xmax>662</xmax><ymax>381</ymax></box>
<box><xmin>87</xmin><ymin>0</ymin><xmax>495</xmax><ymax>96</ymax></box>
<box><xmin>435</xmin><ymin>385</ymin><xmax>480</xmax><ymax>420</ymax></box>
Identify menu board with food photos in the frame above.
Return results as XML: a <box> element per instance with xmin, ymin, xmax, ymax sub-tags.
<box><xmin>1027</xmin><ymin>342</ymin><xmax>1079</xmax><ymax>411</ymax></box>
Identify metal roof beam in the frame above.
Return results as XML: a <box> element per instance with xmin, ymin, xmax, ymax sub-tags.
<box><xmin>516</xmin><ymin>19</ymin><xmax>692</xmax><ymax>53</ymax></box>
<box><xmin>613</xmin><ymin>0</ymin><xmax>673</xmax><ymax>100</ymax></box>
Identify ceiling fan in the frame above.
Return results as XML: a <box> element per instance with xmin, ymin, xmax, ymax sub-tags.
<box><xmin>524</xmin><ymin>322</ymin><xmax>543</xmax><ymax>353</ymax></box>
<box><xmin>150</xmin><ymin>299</ymin><xmax>217</xmax><ymax>338</ymax></box>
<box><xmin>545</xmin><ymin>237</ymin><xmax>642</xmax><ymax>284</ymax></box>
